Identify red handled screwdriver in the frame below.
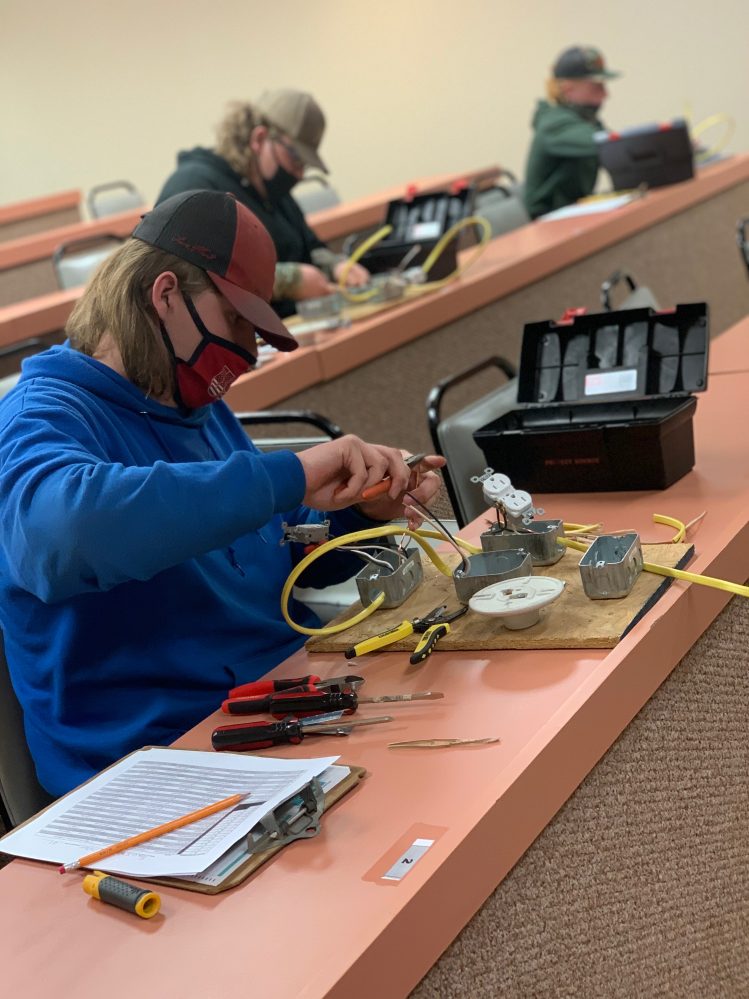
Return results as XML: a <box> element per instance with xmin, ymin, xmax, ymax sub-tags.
<box><xmin>229</xmin><ymin>674</ymin><xmax>365</xmax><ymax>699</ymax></box>
<box><xmin>223</xmin><ymin>689</ymin><xmax>359</xmax><ymax>718</ymax></box>
<box><xmin>212</xmin><ymin>715</ymin><xmax>393</xmax><ymax>752</ymax></box>
<box><xmin>221</xmin><ymin>690</ymin><xmax>444</xmax><ymax>719</ymax></box>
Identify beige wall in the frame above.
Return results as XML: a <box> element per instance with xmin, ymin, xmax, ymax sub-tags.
<box><xmin>2</xmin><ymin>0</ymin><xmax>747</xmax><ymax>208</ymax></box>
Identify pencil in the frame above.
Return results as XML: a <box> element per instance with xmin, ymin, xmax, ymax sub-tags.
<box><xmin>59</xmin><ymin>792</ymin><xmax>246</xmax><ymax>873</ymax></box>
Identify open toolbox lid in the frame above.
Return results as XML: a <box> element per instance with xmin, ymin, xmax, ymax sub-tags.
<box><xmin>516</xmin><ymin>303</ymin><xmax>709</xmax><ymax>407</ymax></box>
<box><xmin>380</xmin><ymin>185</ymin><xmax>475</xmax><ymax>246</ymax></box>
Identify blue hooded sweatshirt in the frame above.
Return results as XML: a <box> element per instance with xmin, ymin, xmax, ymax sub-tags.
<box><xmin>0</xmin><ymin>346</ymin><xmax>376</xmax><ymax>796</ymax></box>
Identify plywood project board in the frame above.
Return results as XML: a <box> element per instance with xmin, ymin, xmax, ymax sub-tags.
<box><xmin>306</xmin><ymin>544</ymin><xmax>694</xmax><ymax>652</ymax></box>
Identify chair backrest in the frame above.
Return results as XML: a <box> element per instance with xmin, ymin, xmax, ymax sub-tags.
<box><xmin>738</xmin><ymin>217</ymin><xmax>749</xmax><ymax>277</ymax></box>
<box><xmin>0</xmin><ymin>372</ymin><xmax>21</xmax><ymax>401</ymax></box>
<box><xmin>0</xmin><ymin>631</ymin><xmax>54</xmax><ymax>829</ymax></box>
<box><xmin>86</xmin><ymin>181</ymin><xmax>145</xmax><ymax>219</ymax></box>
<box><xmin>473</xmin><ymin>183</ymin><xmax>530</xmax><ymax>238</ymax></box>
<box><xmin>600</xmin><ymin>270</ymin><xmax>660</xmax><ymax>311</ymax></box>
<box><xmin>427</xmin><ymin>357</ymin><xmax>518</xmax><ymax>527</ymax></box>
<box><xmin>52</xmin><ymin>234</ymin><xmax>124</xmax><ymax>290</ymax></box>
<box><xmin>237</xmin><ymin>410</ymin><xmax>344</xmax><ymax>453</ymax></box>
<box><xmin>293</xmin><ymin>174</ymin><xmax>341</xmax><ymax>215</ymax></box>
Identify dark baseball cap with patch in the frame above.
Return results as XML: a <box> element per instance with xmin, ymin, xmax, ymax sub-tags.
<box><xmin>553</xmin><ymin>46</ymin><xmax>620</xmax><ymax>81</ymax></box>
<box><xmin>132</xmin><ymin>189</ymin><xmax>297</xmax><ymax>351</ymax></box>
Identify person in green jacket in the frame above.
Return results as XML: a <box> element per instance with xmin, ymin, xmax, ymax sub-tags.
<box><xmin>157</xmin><ymin>89</ymin><xmax>369</xmax><ymax>317</ymax></box>
<box><xmin>523</xmin><ymin>46</ymin><xmax>620</xmax><ymax>219</ymax></box>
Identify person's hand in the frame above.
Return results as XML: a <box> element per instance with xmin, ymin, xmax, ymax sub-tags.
<box><xmin>291</xmin><ymin>264</ymin><xmax>336</xmax><ymax>300</ymax></box>
<box><xmin>297</xmin><ymin>437</ymin><xmax>446</xmax><ymax>527</ymax></box>
<box><xmin>333</xmin><ymin>260</ymin><xmax>370</xmax><ymax>288</ymax></box>
<box><xmin>357</xmin><ymin>453</ymin><xmax>446</xmax><ymax>528</ymax></box>
<box><xmin>296</xmin><ymin>436</ymin><xmax>439</xmax><ymax>513</ymax></box>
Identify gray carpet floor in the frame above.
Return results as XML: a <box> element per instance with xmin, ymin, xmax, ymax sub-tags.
<box><xmin>410</xmin><ymin>593</ymin><xmax>749</xmax><ymax>999</ymax></box>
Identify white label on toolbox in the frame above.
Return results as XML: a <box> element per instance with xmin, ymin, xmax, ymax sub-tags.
<box><xmin>381</xmin><ymin>837</ymin><xmax>435</xmax><ymax>881</ymax></box>
<box><xmin>584</xmin><ymin>368</ymin><xmax>638</xmax><ymax>396</ymax></box>
<box><xmin>408</xmin><ymin>221</ymin><xmax>442</xmax><ymax>241</ymax></box>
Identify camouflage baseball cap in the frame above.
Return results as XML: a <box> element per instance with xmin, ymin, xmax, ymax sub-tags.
<box><xmin>254</xmin><ymin>88</ymin><xmax>328</xmax><ymax>174</ymax></box>
<box><xmin>553</xmin><ymin>46</ymin><xmax>620</xmax><ymax>81</ymax></box>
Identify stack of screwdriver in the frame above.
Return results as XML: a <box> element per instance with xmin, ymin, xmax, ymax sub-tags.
<box><xmin>212</xmin><ymin>673</ymin><xmax>443</xmax><ymax>752</ymax></box>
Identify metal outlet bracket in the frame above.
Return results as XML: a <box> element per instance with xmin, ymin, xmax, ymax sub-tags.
<box><xmin>356</xmin><ymin>547</ymin><xmax>423</xmax><ymax>608</ymax></box>
<box><xmin>453</xmin><ymin>549</ymin><xmax>533</xmax><ymax>603</ymax></box>
<box><xmin>481</xmin><ymin>519</ymin><xmax>564</xmax><ymax>566</ymax></box>
<box><xmin>579</xmin><ymin>533</ymin><xmax>643</xmax><ymax>599</ymax></box>
<box><xmin>281</xmin><ymin>520</ymin><xmax>331</xmax><ymax>546</ymax></box>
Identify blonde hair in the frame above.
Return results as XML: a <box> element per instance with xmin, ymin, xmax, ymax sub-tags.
<box><xmin>545</xmin><ymin>77</ymin><xmax>565</xmax><ymax>104</ymax></box>
<box><xmin>67</xmin><ymin>239</ymin><xmax>211</xmax><ymax>399</ymax></box>
<box><xmin>214</xmin><ymin>101</ymin><xmax>272</xmax><ymax>178</ymax></box>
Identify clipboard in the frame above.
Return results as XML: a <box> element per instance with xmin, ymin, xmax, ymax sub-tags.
<box><xmin>2</xmin><ymin>746</ymin><xmax>366</xmax><ymax>895</ymax></box>
<box><xmin>151</xmin><ymin>763</ymin><xmax>366</xmax><ymax>895</ymax></box>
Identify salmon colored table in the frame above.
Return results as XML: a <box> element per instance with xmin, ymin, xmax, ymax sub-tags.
<box><xmin>0</xmin><ymin>318</ymin><xmax>748</xmax><ymax>998</ymax></box>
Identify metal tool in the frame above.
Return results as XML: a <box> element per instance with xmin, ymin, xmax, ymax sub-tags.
<box><xmin>212</xmin><ymin>715</ymin><xmax>393</xmax><ymax>752</ymax></box>
<box><xmin>222</xmin><ymin>689</ymin><xmax>443</xmax><ymax>718</ymax></box>
<box><xmin>360</xmin><ymin>452</ymin><xmax>428</xmax><ymax>501</ymax></box>
<box><xmin>228</xmin><ymin>674</ymin><xmax>365</xmax><ymax>699</ymax></box>
<box><xmin>345</xmin><ymin>603</ymin><xmax>468</xmax><ymax>660</ymax></box>
<box><xmin>388</xmin><ymin>738</ymin><xmax>500</xmax><ymax>749</ymax></box>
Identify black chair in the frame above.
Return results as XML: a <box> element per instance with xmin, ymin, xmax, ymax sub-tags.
<box><xmin>86</xmin><ymin>180</ymin><xmax>145</xmax><ymax>220</ymax></box>
<box><xmin>0</xmin><ymin>338</ymin><xmax>51</xmax><ymax>399</ymax></box>
<box><xmin>292</xmin><ymin>175</ymin><xmax>341</xmax><ymax>214</ymax></box>
<box><xmin>236</xmin><ymin>410</ymin><xmax>344</xmax><ymax>451</ymax></box>
<box><xmin>472</xmin><ymin>170</ymin><xmax>530</xmax><ymax>238</ymax></box>
<box><xmin>0</xmin><ymin>631</ymin><xmax>54</xmax><ymax>830</ymax></box>
<box><xmin>600</xmin><ymin>270</ymin><xmax>659</xmax><ymax>311</ymax></box>
<box><xmin>737</xmin><ymin>218</ymin><xmax>749</xmax><ymax>278</ymax></box>
<box><xmin>52</xmin><ymin>234</ymin><xmax>125</xmax><ymax>290</ymax></box>
<box><xmin>427</xmin><ymin>357</ymin><xmax>518</xmax><ymax>527</ymax></box>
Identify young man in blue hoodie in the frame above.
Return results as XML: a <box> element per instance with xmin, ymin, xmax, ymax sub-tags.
<box><xmin>0</xmin><ymin>190</ymin><xmax>444</xmax><ymax>797</ymax></box>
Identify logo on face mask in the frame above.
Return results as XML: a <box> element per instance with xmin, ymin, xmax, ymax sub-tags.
<box><xmin>208</xmin><ymin>364</ymin><xmax>242</xmax><ymax>399</ymax></box>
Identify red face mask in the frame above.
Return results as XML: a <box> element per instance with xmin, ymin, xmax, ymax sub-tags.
<box><xmin>160</xmin><ymin>292</ymin><xmax>256</xmax><ymax>410</ymax></box>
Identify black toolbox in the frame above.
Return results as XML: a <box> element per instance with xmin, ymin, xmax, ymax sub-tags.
<box><xmin>473</xmin><ymin>303</ymin><xmax>709</xmax><ymax>493</ymax></box>
<box><xmin>356</xmin><ymin>186</ymin><xmax>475</xmax><ymax>280</ymax></box>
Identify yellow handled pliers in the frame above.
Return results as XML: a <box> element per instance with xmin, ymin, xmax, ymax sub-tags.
<box><xmin>344</xmin><ymin>603</ymin><xmax>468</xmax><ymax>663</ymax></box>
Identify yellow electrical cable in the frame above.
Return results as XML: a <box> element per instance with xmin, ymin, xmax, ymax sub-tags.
<box><xmin>652</xmin><ymin>514</ymin><xmax>686</xmax><ymax>544</ymax></box>
<box><xmin>563</xmin><ymin>522</ymin><xmax>602</xmax><ymax>536</ymax></box>
<box><xmin>407</xmin><ymin>215</ymin><xmax>492</xmax><ymax>293</ymax></box>
<box><xmin>336</xmin><ymin>224</ymin><xmax>394</xmax><ymax>303</ymax></box>
<box><xmin>691</xmin><ymin>113</ymin><xmax>735</xmax><ymax>162</ymax></box>
<box><xmin>281</xmin><ymin>526</ymin><xmax>477</xmax><ymax>637</ymax></box>
<box><xmin>337</xmin><ymin>214</ymin><xmax>492</xmax><ymax>310</ymax></box>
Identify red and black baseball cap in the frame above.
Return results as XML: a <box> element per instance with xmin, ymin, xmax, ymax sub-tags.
<box><xmin>133</xmin><ymin>190</ymin><xmax>298</xmax><ymax>352</ymax></box>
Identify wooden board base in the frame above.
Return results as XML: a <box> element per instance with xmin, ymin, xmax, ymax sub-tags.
<box><xmin>306</xmin><ymin>543</ymin><xmax>694</xmax><ymax>652</ymax></box>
